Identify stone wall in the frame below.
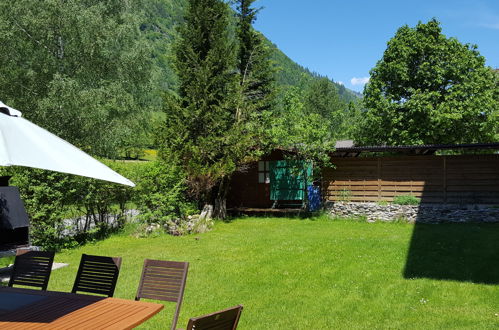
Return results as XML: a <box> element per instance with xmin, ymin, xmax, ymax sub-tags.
<box><xmin>326</xmin><ymin>202</ymin><xmax>499</xmax><ymax>223</ymax></box>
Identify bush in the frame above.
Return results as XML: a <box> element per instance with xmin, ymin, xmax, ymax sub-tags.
<box><xmin>133</xmin><ymin>161</ymin><xmax>197</xmax><ymax>227</ymax></box>
<box><xmin>0</xmin><ymin>161</ymin><xmax>142</xmax><ymax>250</ymax></box>
<box><xmin>393</xmin><ymin>194</ymin><xmax>420</xmax><ymax>205</ymax></box>
<box><xmin>0</xmin><ymin>159</ymin><xmax>200</xmax><ymax>248</ymax></box>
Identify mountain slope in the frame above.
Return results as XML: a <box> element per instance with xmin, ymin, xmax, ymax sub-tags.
<box><xmin>141</xmin><ymin>0</ymin><xmax>360</xmax><ymax>103</ymax></box>
<box><xmin>266</xmin><ymin>39</ymin><xmax>359</xmax><ymax>103</ymax></box>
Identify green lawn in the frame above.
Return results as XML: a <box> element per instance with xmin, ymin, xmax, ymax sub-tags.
<box><xmin>28</xmin><ymin>218</ymin><xmax>499</xmax><ymax>328</ymax></box>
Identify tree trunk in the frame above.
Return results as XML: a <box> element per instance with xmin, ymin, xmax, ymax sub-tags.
<box><xmin>214</xmin><ymin>176</ymin><xmax>230</xmax><ymax>220</ymax></box>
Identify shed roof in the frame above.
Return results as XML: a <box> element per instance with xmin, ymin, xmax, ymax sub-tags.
<box><xmin>332</xmin><ymin>142</ymin><xmax>499</xmax><ymax>157</ymax></box>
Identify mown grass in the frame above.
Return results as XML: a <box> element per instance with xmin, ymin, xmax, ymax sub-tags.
<box><xmin>17</xmin><ymin>217</ymin><xmax>499</xmax><ymax>328</ymax></box>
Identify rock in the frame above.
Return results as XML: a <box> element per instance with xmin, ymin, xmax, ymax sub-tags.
<box><xmin>199</xmin><ymin>204</ymin><xmax>213</xmax><ymax>221</ymax></box>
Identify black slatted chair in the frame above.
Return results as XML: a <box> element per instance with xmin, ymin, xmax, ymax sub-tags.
<box><xmin>135</xmin><ymin>259</ymin><xmax>189</xmax><ymax>330</ymax></box>
<box><xmin>8</xmin><ymin>250</ymin><xmax>55</xmax><ymax>290</ymax></box>
<box><xmin>185</xmin><ymin>305</ymin><xmax>244</xmax><ymax>330</ymax></box>
<box><xmin>72</xmin><ymin>254</ymin><xmax>122</xmax><ymax>297</ymax></box>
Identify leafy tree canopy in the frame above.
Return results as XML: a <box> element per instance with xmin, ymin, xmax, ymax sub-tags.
<box><xmin>304</xmin><ymin>78</ymin><xmax>348</xmax><ymax>138</ymax></box>
<box><xmin>357</xmin><ymin>19</ymin><xmax>498</xmax><ymax>146</ymax></box>
<box><xmin>271</xmin><ymin>87</ymin><xmax>334</xmax><ymax>167</ymax></box>
<box><xmin>0</xmin><ymin>0</ymin><xmax>153</xmax><ymax>158</ymax></box>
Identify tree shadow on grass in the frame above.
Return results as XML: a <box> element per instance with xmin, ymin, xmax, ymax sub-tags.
<box><xmin>403</xmin><ymin>222</ymin><xmax>499</xmax><ymax>284</ymax></box>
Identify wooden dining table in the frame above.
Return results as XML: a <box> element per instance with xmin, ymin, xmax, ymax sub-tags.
<box><xmin>0</xmin><ymin>286</ymin><xmax>164</xmax><ymax>329</ymax></box>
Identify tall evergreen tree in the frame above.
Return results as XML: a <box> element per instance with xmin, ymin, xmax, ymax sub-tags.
<box><xmin>162</xmin><ymin>0</ymin><xmax>278</xmax><ymax>219</ymax></box>
<box><xmin>234</xmin><ymin>0</ymin><xmax>275</xmax><ymax>119</ymax></box>
<box><xmin>164</xmin><ymin>0</ymin><xmax>239</xmax><ymax>215</ymax></box>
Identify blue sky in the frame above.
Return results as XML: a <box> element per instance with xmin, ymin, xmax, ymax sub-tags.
<box><xmin>253</xmin><ymin>0</ymin><xmax>499</xmax><ymax>92</ymax></box>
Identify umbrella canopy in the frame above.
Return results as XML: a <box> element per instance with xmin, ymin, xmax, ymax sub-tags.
<box><xmin>0</xmin><ymin>101</ymin><xmax>135</xmax><ymax>187</ymax></box>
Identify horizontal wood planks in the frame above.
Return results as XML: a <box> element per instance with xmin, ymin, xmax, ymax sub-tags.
<box><xmin>0</xmin><ymin>287</ymin><xmax>163</xmax><ymax>329</ymax></box>
<box><xmin>136</xmin><ymin>260</ymin><xmax>188</xmax><ymax>303</ymax></box>
<box><xmin>324</xmin><ymin>154</ymin><xmax>499</xmax><ymax>204</ymax></box>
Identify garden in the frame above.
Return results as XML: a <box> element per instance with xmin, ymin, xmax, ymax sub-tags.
<box><xmin>0</xmin><ymin>0</ymin><xmax>498</xmax><ymax>328</ymax></box>
<box><xmin>38</xmin><ymin>217</ymin><xmax>499</xmax><ymax>329</ymax></box>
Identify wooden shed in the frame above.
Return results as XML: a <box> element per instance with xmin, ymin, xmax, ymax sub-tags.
<box><xmin>227</xmin><ymin>150</ymin><xmax>313</xmax><ymax>210</ymax></box>
<box><xmin>227</xmin><ymin>142</ymin><xmax>499</xmax><ymax>211</ymax></box>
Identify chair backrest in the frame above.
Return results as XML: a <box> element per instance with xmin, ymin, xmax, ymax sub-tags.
<box><xmin>135</xmin><ymin>259</ymin><xmax>189</xmax><ymax>330</ymax></box>
<box><xmin>72</xmin><ymin>254</ymin><xmax>122</xmax><ymax>297</ymax></box>
<box><xmin>8</xmin><ymin>250</ymin><xmax>55</xmax><ymax>290</ymax></box>
<box><xmin>186</xmin><ymin>305</ymin><xmax>244</xmax><ymax>330</ymax></box>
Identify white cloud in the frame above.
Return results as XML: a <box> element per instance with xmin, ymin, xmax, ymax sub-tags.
<box><xmin>445</xmin><ymin>5</ymin><xmax>499</xmax><ymax>30</ymax></box>
<box><xmin>481</xmin><ymin>22</ymin><xmax>499</xmax><ymax>29</ymax></box>
<box><xmin>350</xmin><ymin>77</ymin><xmax>370</xmax><ymax>86</ymax></box>
<box><xmin>337</xmin><ymin>81</ymin><xmax>344</xmax><ymax>85</ymax></box>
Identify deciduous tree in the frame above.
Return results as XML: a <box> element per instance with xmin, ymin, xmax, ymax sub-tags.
<box><xmin>357</xmin><ymin>19</ymin><xmax>498</xmax><ymax>146</ymax></box>
<box><xmin>0</xmin><ymin>0</ymin><xmax>153</xmax><ymax>158</ymax></box>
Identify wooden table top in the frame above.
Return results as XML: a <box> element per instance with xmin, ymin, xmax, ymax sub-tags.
<box><xmin>0</xmin><ymin>286</ymin><xmax>164</xmax><ymax>329</ymax></box>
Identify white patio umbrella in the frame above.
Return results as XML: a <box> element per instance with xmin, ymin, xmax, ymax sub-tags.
<box><xmin>0</xmin><ymin>101</ymin><xmax>135</xmax><ymax>187</ymax></box>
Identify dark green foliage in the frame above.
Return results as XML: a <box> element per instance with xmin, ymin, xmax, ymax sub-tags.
<box><xmin>1</xmin><ymin>160</ymin><xmax>200</xmax><ymax>248</ymax></box>
<box><xmin>161</xmin><ymin>0</ymin><xmax>283</xmax><ymax>219</ymax></box>
<box><xmin>133</xmin><ymin>161</ymin><xmax>196</xmax><ymax>225</ymax></box>
<box><xmin>166</xmin><ymin>0</ymin><xmax>239</xmax><ymax>203</ymax></box>
<box><xmin>358</xmin><ymin>19</ymin><xmax>498</xmax><ymax>146</ymax></box>
<box><xmin>235</xmin><ymin>0</ymin><xmax>275</xmax><ymax>115</ymax></box>
<box><xmin>1</xmin><ymin>161</ymin><xmax>139</xmax><ymax>250</ymax></box>
<box><xmin>304</xmin><ymin>78</ymin><xmax>347</xmax><ymax>138</ymax></box>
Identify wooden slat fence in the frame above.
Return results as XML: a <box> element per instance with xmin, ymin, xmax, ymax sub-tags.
<box><xmin>323</xmin><ymin>155</ymin><xmax>499</xmax><ymax>204</ymax></box>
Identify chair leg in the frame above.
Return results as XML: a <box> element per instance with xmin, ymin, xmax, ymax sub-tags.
<box><xmin>171</xmin><ymin>301</ymin><xmax>182</xmax><ymax>330</ymax></box>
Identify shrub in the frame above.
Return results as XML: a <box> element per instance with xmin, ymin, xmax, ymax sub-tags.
<box><xmin>7</xmin><ymin>168</ymin><xmax>71</xmax><ymax>250</ymax></box>
<box><xmin>0</xmin><ymin>161</ymin><xmax>142</xmax><ymax>250</ymax></box>
<box><xmin>0</xmin><ymin>159</ymin><xmax>200</xmax><ymax>248</ymax></box>
<box><xmin>133</xmin><ymin>161</ymin><xmax>197</xmax><ymax>227</ymax></box>
<box><xmin>338</xmin><ymin>189</ymin><xmax>352</xmax><ymax>202</ymax></box>
<box><xmin>393</xmin><ymin>194</ymin><xmax>420</xmax><ymax>205</ymax></box>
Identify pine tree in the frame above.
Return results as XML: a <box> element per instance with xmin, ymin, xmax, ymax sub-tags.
<box><xmin>235</xmin><ymin>0</ymin><xmax>275</xmax><ymax>119</ymax></box>
<box><xmin>165</xmin><ymin>0</ymin><xmax>238</xmax><ymax>208</ymax></box>
<box><xmin>163</xmin><ymin>0</ymin><xmax>277</xmax><ymax>219</ymax></box>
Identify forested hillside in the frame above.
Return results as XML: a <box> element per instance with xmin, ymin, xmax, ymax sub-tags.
<box><xmin>266</xmin><ymin>40</ymin><xmax>359</xmax><ymax>103</ymax></box>
<box><xmin>0</xmin><ymin>0</ymin><xmax>359</xmax><ymax>161</ymax></box>
<box><xmin>141</xmin><ymin>0</ymin><xmax>359</xmax><ymax>103</ymax></box>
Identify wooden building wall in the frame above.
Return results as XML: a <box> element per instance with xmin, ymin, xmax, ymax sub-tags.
<box><xmin>227</xmin><ymin>150</ymin><xmax>288</xmax><ymax>209</ymax></box>
<box><xmin>323</xmin><ymin>154</ymin><xmax>499</xmax><ymax>204</ymax></box>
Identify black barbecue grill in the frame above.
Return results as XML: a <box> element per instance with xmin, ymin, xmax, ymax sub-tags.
<box><xmin>0</xmin><ymin>176</ymin><xmax>30</xmax><ymax>253</ymax></box>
